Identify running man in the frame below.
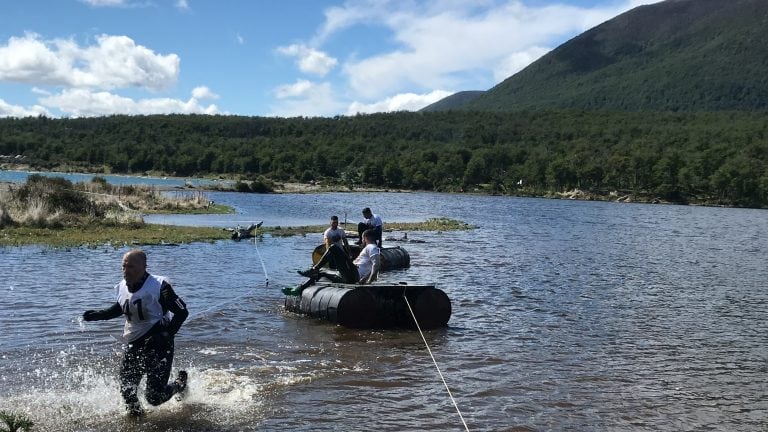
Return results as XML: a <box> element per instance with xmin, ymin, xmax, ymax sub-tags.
<box><xmin>83</xmin><ymin>249</ymin><xmax>189</xmax><ymax>417</ymax></box>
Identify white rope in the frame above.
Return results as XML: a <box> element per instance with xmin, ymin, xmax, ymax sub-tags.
<box><xmin>253</xmin><ymin>236</ymin><xmax>269</xmax><ymax>288</ymax></box>
<box><xmin>188</xmin><ymin>232</ymin><xmax>269</xmax><ymax>320</ymax></box>
<box><xmin>403</xmin><ymin>289</ymin><xmax>470</xmax><ymax>431</ymax></box>
<box><xmin>186</xmin><ymin>294</ymin><xmax>251</xmax><ymax>321</ymax></box>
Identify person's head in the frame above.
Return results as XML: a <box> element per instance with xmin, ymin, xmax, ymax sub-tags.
<box><xmin>362</xmin><ymin>229</ymin><xmax>376</xmax><ymax>245</ymax></box>
<box><xmin>362</xmin><ymin>207</ymin><xmax>372</xmax><ymax>218</ymax></box>
<box><xmin>330</xmin><ymin>215</ymin><xmax>339</xmax><ymax>229</ymax></box>
<box><xmin>122</xmin><ymin>249</ymin><xmax>147</xmax><ymax>285</ymax></box>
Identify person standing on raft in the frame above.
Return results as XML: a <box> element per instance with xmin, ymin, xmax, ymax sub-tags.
<box><xmin>82</xmin><ymin>249</ymin><xmax>189</xmax><ymax>417</ymax></box>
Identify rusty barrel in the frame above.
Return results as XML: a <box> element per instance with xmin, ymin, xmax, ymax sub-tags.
<box><xmin>284</xmin><ymin>282</ymin><xmax>450</xmax><ymax>329</ymax></box>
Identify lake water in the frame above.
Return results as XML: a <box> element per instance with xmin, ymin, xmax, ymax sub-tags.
<box><xmin>1</xmin><ymin>178</ymin><xmax>767</xmax><ymax>431</ymax></box>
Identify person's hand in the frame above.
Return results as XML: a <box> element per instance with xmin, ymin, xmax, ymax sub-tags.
<box><xmin>82</xmin><ymin>310</ymin><xmax>99</xmax><ymax>321</ymax></box>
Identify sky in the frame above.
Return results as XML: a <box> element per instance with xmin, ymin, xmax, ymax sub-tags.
<box><xmin>0</xmin><ymin>0</ymin><xmax>663</xmax><ymax>119</ymax></box>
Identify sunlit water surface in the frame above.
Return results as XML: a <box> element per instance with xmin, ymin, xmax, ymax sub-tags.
<box><xmin>1</xmin><ymin>189</ymin><xmax>766</xmax><ymax>431</ymax></box>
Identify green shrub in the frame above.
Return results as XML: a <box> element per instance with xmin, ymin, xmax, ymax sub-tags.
<box><xmin>0</xmin><ymin>410</ymin><xmax>34</xmax><ymax>432</ymax></box>
<box><xmin>234</xmin><ymin>181</ymin><xmax>251</xmax><ymax>192</ymax></box>
<box><xmin>249</xmin><ymin>176</ymin><xmax>275</xmax><ymax>193</ymax></box>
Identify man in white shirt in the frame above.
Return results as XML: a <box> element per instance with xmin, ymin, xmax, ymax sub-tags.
<box><xmin>83</xmin><ymin>249</ymin><xmax>189</xmax><ymax>417</ymax></box>
<box><xmin>291</xmin><ymin>229</ymin><xmax>380</xmax><ymax>293</ymax></box>
<box><xmin>323</xmin><ymin>215</ymin><xmax>350</xmax><ymax>255</ymax></box>
<box><xmin>357</xmin><ymin>207</ymin><xmax>383</xmax><ymax>247</ymax></box>
<box><xmin>352</xmin><ymin>229</ymin><xmax>380</xmax><ymax>284</ymax></box>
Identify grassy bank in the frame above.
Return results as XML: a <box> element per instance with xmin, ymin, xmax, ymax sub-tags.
<box><xmin>0</xmin><ymin>175</ymin><xmax>471</xmax><ymax>247</ymax></box>
<box><xmin>0</xmin><ymin>225</ymin><xmax>227</xmax><ymax>248</ymax></box>
<box><xmin>0</xmin><ymin>175</ymin><xmax>232</xmax><ymax>247</ymax></box>
<box><xmin>0</xmin><ymin>217</ymin><xmax>471</xmax><ymax>247</ymax></box>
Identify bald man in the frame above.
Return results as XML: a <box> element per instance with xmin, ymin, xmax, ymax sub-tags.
<box><xmin>83</xmin><ymin>249</ymin><xmax>189</xmax><ymax>417</ymax></box>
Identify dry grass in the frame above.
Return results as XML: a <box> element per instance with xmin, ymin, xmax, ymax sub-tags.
<box><xmin>0</xmin><ymin>175</ymin><xmax>231</xmax><ymax>229</ymax></box>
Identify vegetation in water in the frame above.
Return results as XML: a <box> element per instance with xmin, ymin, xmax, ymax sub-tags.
<box><xmin>0</xmin><ymin>411</ymin><xmax>34</xmax><ymax>432</ymax></box>
<box><xmin>0</xmin><ymin>175</ymin><xmax>232</xmax><ymax>246</ymax></box>
<box><xmin>0</xmin><ymin>176</ymin><xmax>470</xmax><ymax>247</ymax></box>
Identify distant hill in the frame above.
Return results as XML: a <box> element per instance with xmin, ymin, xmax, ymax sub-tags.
<box><xmin>420</xmin><ymin>90</ymin><xmax>484</xmax><ymax>112</ymax></box>
<box><xmin>437</xmin><ymin>0</ymin><xmax>768</xmax><ymax>112</ymax></box>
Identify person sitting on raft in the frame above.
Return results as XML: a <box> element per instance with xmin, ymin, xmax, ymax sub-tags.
<box><xmin>323</xmin><ymin>215</ymin><xmax>351</xmax><ymax>257</ymax></box>
<box><xmin>357</xmin><ymin>207</ymin><xmax>383</xmax><ymax>248</ymax></box>
<box><xmin>298</xmin><ymin>229</ymin><xmax>380</xmax><ymax>286</ymax></box>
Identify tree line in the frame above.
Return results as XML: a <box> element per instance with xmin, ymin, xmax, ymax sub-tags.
<box><xmin>0</xmin><ymin>110</ymin><xmax>766</xmax><ymax>207</ymax></box>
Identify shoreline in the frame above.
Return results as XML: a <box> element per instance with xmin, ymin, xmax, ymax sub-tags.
<box><xmin>0</xmin><ymin>164</ymin><xmax>753</xmax><ymax>208</ymax></box>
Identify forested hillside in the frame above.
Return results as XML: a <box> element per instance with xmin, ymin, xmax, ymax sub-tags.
<box><xmin>420</xmin><ymin>91</ymin><xmax>484</xmax><ymax>112</ymax></box>
<box><xmin>442</xmin><ymin>0</ymin><xmax>768</xmax><ymax>112</ymax></box>
<box><xmin>1</xmin><ymin>112</ymin><xmax>767</xmax><ymax>207</ymax></box>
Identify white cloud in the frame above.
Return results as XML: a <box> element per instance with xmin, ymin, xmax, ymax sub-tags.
<box><xmin>191</xmin><ymin>86</ymin><xmax>219</xmax><ymax>100</ymax></box>
<box><xmin>494</xmin><ymin>46</ymin><xmax>551</xmax><ymax>82</ymax></box>
<box><xmin>0</xmin><ymin>32</ymin><xmax>216</xmax><ymax>118</ymax></box>
<box><xmin>274</xmin><ymin>79</ymin><xmax>314</xmax><ymax>99</ymax></box>
<box><xmin>314</xmin><ymin>1</ymin><xmax>380</xmax><ymax>45</ymax></box>
<box><xmin>277</xmin><ymin>44</ymin><xmax>337</xmax><ymax>77</ymax></box>
<box><xmin>31</xmin><ymin>87</ymin><xmax>51</xmax><ymax>96</ymax></box>
<box><xmin>340</xmin><ymin>2</ymin><xmax>610</xmax><ymax>99</ymax></box>
<box><xmin>0</xmin><ymin>98</ymin><xmax>52</xmax><ymax>118</ymax></box>
<box><xmin>0</xmin><ymin>33</ymin><xmax>71</xmax><ymax>85</ymax></box>
<box><xmin>175</xmin><ymin>0</ymin><xmax>190</xmax><ymax>11</ymax></box>
<box><xmin>269</xmin><ymin>81</ymin><xmax>344</xmax><ymax>117</ymax></box>
<box><xmin>236</xmin><ymin>33</ymin><xmax>245</xmax><ymax>45</ymax></box>
<box><xmin>346</xmin><ymin>89</ymin><xmax>453</xmax><ymax>115</ymax></box>
<box><xmin>39</xmin><ymin>88</ymin><xmax>219</xmax><ymax>117</ymax></box>
<box><xmin>79</xmin><ymin>0</ymin><xmax>126</xmax><ymax>6</ymax></box>
<box><xmin>310</xmin><ymin>0</ymin><xmax>665</xmax><ymax>104</ymax></box>
<box><xmin>0</xmin><ymin>33</ymin><xmax>179</xmax><ymax>91</ymax></box>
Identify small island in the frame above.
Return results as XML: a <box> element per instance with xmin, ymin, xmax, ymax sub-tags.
<box><xmin>0</xmin><ymin>175</ymin><xmax>471</xmax><ymax>247</ymax></box>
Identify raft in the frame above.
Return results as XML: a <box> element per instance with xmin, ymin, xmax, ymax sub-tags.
<box><xmin>284</xmin><ymin>282</ymin><xmax>451</xmax><ymax>329</ymax></box>
<box><xmin>311</xmin><ymin>244</ymin><xmax>410</xmax><ymax>271</ymax></box>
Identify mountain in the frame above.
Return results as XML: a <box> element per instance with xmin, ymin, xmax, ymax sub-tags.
<box><xmin>420</xmin><ymin>90</ymin><xmax>484</xmax><ymax>112</ymax></box>
<box><xmin>436</xmin><ymin>0</ymin><xmax>768</xmax><ymax>112</ymax></box>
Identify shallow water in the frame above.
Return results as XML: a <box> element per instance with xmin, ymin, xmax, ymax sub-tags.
<box><xmin>1</xmin><ymin>190</ymin><xmax>767</xmax><ymax>431</ymax></box>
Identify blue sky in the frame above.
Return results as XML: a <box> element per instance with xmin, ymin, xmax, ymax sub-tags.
<box><xmin>0</xmin><ymin>0</ymin><xmax>661</xmax><ymax>118</ymax></box>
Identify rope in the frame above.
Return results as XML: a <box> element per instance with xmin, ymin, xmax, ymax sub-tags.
<box><xmin>403</xmin><ymin>288</ymin><xmax>470</xmax><ymax>431</ymax></box>
<box><xmin>187</xmin><ymin>293</ymin><xmax>251</xmax><ymax>321</ymax></box>
<box><xmin>189</xmin><ymin>234</ymin><xmax>269</xmax><ymax>321</ymax></box>
<box><xmin>253</xmin><ymin>236</ymin><xmax>269</xmax><ymax>288</ymax></box>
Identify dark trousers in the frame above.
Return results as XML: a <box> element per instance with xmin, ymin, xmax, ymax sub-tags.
<box><xmin>120</xmin><ymin>330</ymin><xmax>179</xmax><ymax>409</ymax></box>
<box><xmin>315</xmin><ymin>244</ymin><xmax>359</xmax><ymax>283</ymax></box>
<box><xmin>357</xmin><ymin>223</ymin><xmax>382</xmax><ymax>247</ymax></box>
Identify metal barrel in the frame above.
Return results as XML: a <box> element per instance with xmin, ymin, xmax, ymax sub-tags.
<box><xmin>311</xmin><ymin>245</ymin><xmax>410</xmax><ymax>271</ymax></box>
<box><xmin>285</xmin><ymin>283</ymin><xmax>450</xmax><ymax>329</ymax></box>
<box><xmin>380</xmin><ymin>246</ymin><xmax>410</xmax><ymax>270</ymax></box>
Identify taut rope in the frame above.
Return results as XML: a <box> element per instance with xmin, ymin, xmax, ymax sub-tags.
<box><xmin>403</xmin><ymin>288</ymin><xmax>469</xmax><ymax>431</ymax></box>
<box><xmin>253</xmin><ymin>236</ymin><xmax>269</xmax><ymax>288</ymax></box>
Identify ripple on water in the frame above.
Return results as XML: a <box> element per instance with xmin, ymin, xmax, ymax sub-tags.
<box><xmin>2</xmin><ymin>193</ymin><xmax>767</xmax><ymax>430</ymax></box>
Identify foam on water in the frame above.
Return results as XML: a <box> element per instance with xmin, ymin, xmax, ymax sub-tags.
<box><xmin>0</xmin><ymin>344</ymin><xmax>343</xmax><ymax>431</ymax></box>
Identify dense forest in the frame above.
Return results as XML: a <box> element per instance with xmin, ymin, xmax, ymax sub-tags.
<box><xmin>1</xmin><ymin>111</ymin><xmax>767</xmax><ymax>208</ymax></box>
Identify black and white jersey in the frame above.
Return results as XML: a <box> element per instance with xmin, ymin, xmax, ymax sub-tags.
<box><xmin>115</xmin><ymin>275</ymin><xmax>170</xmax><ymax>343</ymax></box>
